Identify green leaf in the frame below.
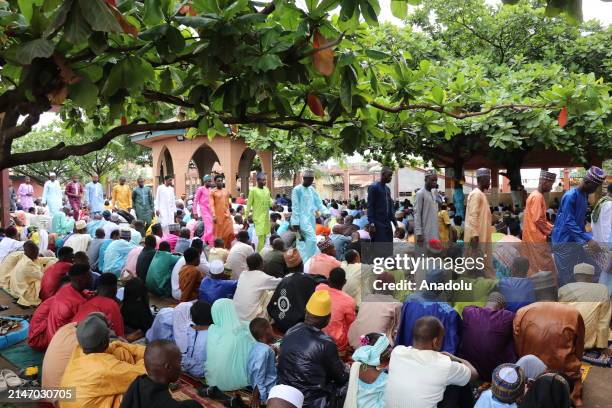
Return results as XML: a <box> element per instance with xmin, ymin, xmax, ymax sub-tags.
<box><xmin>18</xmin><ymin>0</ymin><xmax>33</xmax><ymax>23</ymax></box>
<box><xmin>390</xmin><ymin>0</ymin><xmax>407</xmax><ymax>19</ymax></box>
<box><xmin>88</xmin><ymin>32</ymin><xmax>108</xmax><ymax>55</ymax></box>
<box><xmin>161</xmin><ymin>0</ymin><xmax>176</xmax><ymax>15</ymax></box>
<box><xmin>69</xmin><ymin>78</ymin><xmax>98</xmax><ymax>109</ymax></box>
<box><xmin>166</xmin><ymin>26</ymin><xmax>185</xmax><ymax>52</ymax></box>
<box><xmin>144</xmin><ymin>0</ymin><xmax>165</xmax><ymax>26</ymax></box>
<box><xmin>431</xmin><ymin>86</ymin><xmax>445</xmax><ymax>105</ymax></box>
<box><xmin>235</xmin><ymin>13</ymin><xmax>267</xmax><ymax>25</ymax></box>
<box><xmin>426</xmin><ymin>123</ymin><xmax>445</xmax><ymax>133</ymax></box>
<box><xmin>139</xmin><ymin>24</ymin><xmax>169</xmax><ymax>41</ymax></box>
<box><xmin>64</xmin><ymin>2</ymin><xmax>91</xmax><ymax>44</ymax></box>
<box><xmin>102</xmin><ymin>57</ymin><xmax>152</xmax><ymax>96</ymax></box>
<box><xmin>160</xmin><ymin>70</ymin><xmax>173</xmax><ymax>93</ymax></box>
<box><xmin>42</xmin><ymin>0</ymin><xmax>73</xmax><ymax>38</ymax></box>
<box><xmin>186</xmin><ymin>127</ymin><xmax>198</xmax><ymax>139</ymax></box>
<box><xmin>365</xmin><ymin>49</ymin><xmax>391</xmax><ymax>60</ymax></box>
<box><xmin>340</xmin><ymin>66</ymin><xmax>355</xmax><ymax>113</ymax></box>
<box><xmin>224</xmin><ymin>0</ymin><xmax>248</xmax><ymax>20</ymax></box>
<box><xmin>317</xmin><ymin>0</ymin><xmax>340</xmax><ymax>13</ymax></box>
<box><xmin>359</xmin><ymin>0</ymin><xmax>378</xmax><ymax>25</ymax></box>
<box><xmin>254</xmin><ymin>54</ymin><xmax>283</xmax><ymax>72</ymax></box>
<box><xmin>305</xmin><ymin>0</ymin><xmax>319</xmax><ymax>12</ymax></box>
<box><xmin>14</xmin><ymin>39</ymin><xmax>55</xmax><ymax>65</ymax></box>
<box><xmin>198</xmin><ymin>118</ymin><xmax>209</xmax><ymax>134</ymax></box>
<box><xmin>79</xmin><ymin>0</ymin><xmax>122</xmax><ymax>33</ymax></box>
<box><xmin>369</xmin><ymin>68</ymin><xmax>379</xmax><ymax>94</ymax></box>
<box><xmin>339</xmin><ymin>0</ymin><xmax>356</xmax><ymax>20</ymax></box>
<box><xmin>213</xmin><ymin>117</ymin><xmax>226</xmax><ymax>134</ymax></box>
<box><xmin>174</xmin><ymin>16</ymin><xmax>218</xmax><ymax>28</ymax></box>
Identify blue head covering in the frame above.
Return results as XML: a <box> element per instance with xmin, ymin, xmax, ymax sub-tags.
<box><xmin>203</xmin><ymin>175</ymin><xmax>211</xmax><ymax>182</ymax></box>
<box><xmin>352</xmin><ymin>333</ymin><xmax>389</xmax><ymax>366</ymax></box>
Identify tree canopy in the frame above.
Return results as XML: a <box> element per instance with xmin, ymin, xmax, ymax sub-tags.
<box><xmin>0</xmin><ymin>0</ymin><xmax>609</xmax><ymax>176</ymax></box>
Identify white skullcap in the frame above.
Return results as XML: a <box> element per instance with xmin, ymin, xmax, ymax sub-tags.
<box><xmin>424</xmin><ymin>169</ymin><xmax>437</xmax><ymax>177</ymax></box>
<box><xmin>302</xmin><ymin>170</ymin><xmax>315</xmax><ymax>177</ymax></box>
<box><xmin>267</xmin><ymin>384</ymin><xmax>304</xmax><ymax>408</ymax></box>
<box><xmin>209</xmin><ymin>260</ymin><xmax>225</xmax><ymax>275</ymax></box>
<box><xmin>573</xmin><ymin>263</ymin><xmax>594</xmax><ymax>275</ymax></box>
<box><xmin>49</xmin><ymin>172</ymin><xmax>56</xmax><ymax>177</ymax></box>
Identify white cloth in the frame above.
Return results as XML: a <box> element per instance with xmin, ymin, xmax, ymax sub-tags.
<box><xmin>233</xmin><ymin>270</ymin><xmax>281</xmax><ymax>321</ymax></box>
<box><xmin>42</xmin><ymin>180</ymin><xmax>63</xmax><ymax>216</ymax></box>
<box><xmin>0</xmin><ymin>238</ymin><xmax>24</xmax><ymax>264</ymax></box>
<box><xmin>103</xmin><ymin>222</ymin><xmax>119</xmax><ymax>239</ymax></box>
<box><xmin>172</xmin><ymin>301</ymin><xmax>196</xmax><ymax>353</ymax></box>
<box><xmin>267</xmin><ymin>384</ymin><xmax>304</xmax><ymax>407</ymax></box>
<box><xmin>385</xmin><ymin>346</ymin><xmax>471</xmax><ymax>408</ymax></box>
<box><xmin>592</xmin><ymin>201</ymin><xmax>611</xmax><ymax>243</ymax></box>
<box><xmin>155</xmin><ymin>184</ymin><xmax>177</xmax><ymax>227</ymax></box>
<box><xmin>226</xmin><ymin>241</ymin><xmax>254</xmax><ymax>279</ymax></box>
<box><xmin>171</xmin><ymin>253</ymin><xmax>211</xmax><ymax>300</ymax></box>
<box><xmin>63</xmin><ymin>233</ymin><xmax>92</xmax><ymax>253</ymax></box>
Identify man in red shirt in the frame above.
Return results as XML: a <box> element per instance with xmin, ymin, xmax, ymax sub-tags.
<box><xmin>39</xmin><ymin>247</ymin><xmax>74</xmax><ymax>301</ymax></box>
<box><xmin>315</xmin><ymin>267</ymin><xmax>356</xmax><ymax>353</ymax></box>
<box><xmin>65</xmin><ymin>174</ymin><xmax>83</xmax><ymax>221</ymax></box>
<box><xmin>28</xmin><ymin>263</ymin><xmax>92</xmax><ymax>350</ymax></box>
<box><xmin>73</xmin><ymin>273</ymin><xmax>125</xmax><ymax>338</ymax></box>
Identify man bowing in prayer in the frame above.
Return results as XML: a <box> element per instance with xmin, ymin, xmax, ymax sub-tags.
<box><xmin>245</xmin><ymin>172</ymin><xmax>274</xmax><ymax>252</ymax></box>
<box><xmin>414</xmin><ymin>169</ymin><xmax>440</xmax><ymax>244</ymax></box>
<box><xmin>194</xmin><ymin>175</ymin><xmax>215</xmax><ymax>246</ymax></box>
<box><xmin>552</xmin><ymin>166</ymin><xmax>605</xmax><ymax>286</ymax></box>
<box><xmin>132</xmin><ymin>177</ymin><xmax>154</xmax><ymax>228</ymax></box>
<box><xmin>211</xmin><ymin>174</ymin><xmax>234</xmax><ymax>249</ymax></box>
<box><xmin>42</xmin><ymin>172</ymin><xmax>63</xmax><ymax>216</ymax></box>
<box><xmin>65</xmin><ymin>175</ymin><xmax>83</xmax><ymax>221</ymax></box>
<box><xmin>18</xmin><ymin>176</ymin><xmax>35</xmax><ymax>211</ymax></box>
<box><xmin>465</xmin><ymin>168</ymin><xmax>494</xmax><ymax>275</ymax></box>
<box><xmin>290</xmin><ymin>170</ymin><xmax>328</xmax><ymax>263</ymax></box>
<box><xmin>155</xmin><ymin>176</ymin><xmax>177</xmax><ymax>235</ymax></box>
<box><xmin>85</xmin><ymin>174</ymin><xmax>105</xmax><ymax>215</ymax></box>
<box><xmin>522</xmin><ymin>170</ymin><xmax>557</xmax><ymax>277</ymax></box>
<box><xmin>367</xmin><ymin>166</ymin><xmax>396</xmax><ymax>244</ymax></box>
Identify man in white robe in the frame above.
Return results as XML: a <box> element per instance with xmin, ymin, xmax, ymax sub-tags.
<box><xmin>155</xmin><ymin>175</ymin><xmax>177</xmax><ymax>234</ymax></box>
<box><xmin>41</xmin><ymin>172</ymin><xmax>63</xmax><ymax>216</ymax></box>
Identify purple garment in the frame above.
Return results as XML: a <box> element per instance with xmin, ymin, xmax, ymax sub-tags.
<box><xmin>458</xmin><ymin>306</ymin><xmax>516</xmax><ymax>381</ymax></box>
<box><xmin>18</xmin><ymin>183</ymin><xmax>34</xmax><ymax>210</ymax></box>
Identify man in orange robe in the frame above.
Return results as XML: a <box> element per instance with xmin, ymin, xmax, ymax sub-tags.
<box><xmin>522</xmin><ymin>170</ymin><xmax>557</xmax><ymax>277</ymax></box>
<box><xmin>211</xmin><ymin>175</ymin><xmax>234</xmax><ymax>249</ymax></box>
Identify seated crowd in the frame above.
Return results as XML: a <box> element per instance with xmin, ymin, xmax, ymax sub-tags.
<box><xmin>0</xmin><ymin>188</ymin><xmax>609</xmax><ymax>408</ymax></box>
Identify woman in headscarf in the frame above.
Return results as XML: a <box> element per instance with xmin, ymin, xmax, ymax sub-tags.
<box><xmin>205</xmin><ymin>298</ymin><xmax>255</xmax><ymax>391</ymax></box>
<box><xmin>516</xmin><ymin>355</ymin><xmax>547</xmax><ymax>385</ymax></box>
<box><xmin>344</xmin><ymin>333</ymin><xmax>392</xmax><ymax>408</ymax></box>
<box><xmin>519</xmin><ymin>372</ymin><xmax>572</xmax><ymax>408</ymax></box>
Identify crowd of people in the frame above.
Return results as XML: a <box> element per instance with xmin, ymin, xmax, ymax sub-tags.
<box><xmin>0</xmin><ymin>164</ymin><xmax>609</xmax><ymax>408</ymax></box>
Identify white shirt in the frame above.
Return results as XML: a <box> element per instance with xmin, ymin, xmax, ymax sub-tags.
<box><xmin>226</xmin><ymin>241</ymin><xmax>254</xmax><ymax>279</ymax></box>
<box><xmin>103</xmin><ymin>222</ymin><xmax>119</xmax><ymax>239</ymax></box>
<box><xmin>592</xmin><ymin>200</ymin><xmax>611</xmax><ymax>244</ymax></box>
<box><xmin>155</xmin><ymin>184</ymin><xmax>177</xmax><ymax>226</ymax></box>
<box><xmin>385</xmin><ymin>346</ymin><xmax>471</xmax><ymax>408</ymax></box>
<box><xmin>233</xmin><ymin>270</ymin><xmax>281</xmax><ymax>321</ymax></box>
<box><xmin>0</xmin><ymin>238</ymin><xmax>24</xmax><ymax>264</ymax></box>
<box><xmin>63</xmin><ymin>233</ymin><xmax>92</xmax><ymax>253</ymax></box>
<box><xmin>171</xmin><ymin>252</ymin><xmax>210</xmax><ymax>300</ymax></box>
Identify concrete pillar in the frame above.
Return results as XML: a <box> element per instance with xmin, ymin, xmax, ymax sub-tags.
<box><xmin>563</xmin><ymin>168</ymin><xmax>570</xmax><ymax>191</ymax></box>
<box><xmin>256</xmin><ymin>150</ymin><xmax>274</xmax><ymax>191</ymax></box>
<box><xmin>444</xmin><ymin>168</ymin><xmax>452</xmax><ymax>197</ymax></box>
<box><xmin>490</xmin><ymin>168</ymin><xmax>499</xmax><ymax>205</ymax></box>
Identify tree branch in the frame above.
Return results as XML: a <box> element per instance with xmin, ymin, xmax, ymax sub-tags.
<box><xmin>369</xmin><ymin>101</ymin><xmax>553</xmax><ymax>119</ymax></box>
<box><xmin>3</xmin><ymin>112</ymin><xmax>41</xmax><ymax>140</ymax></box>
<box><xmin>302</xmin><ymin>32</ymin><xmax>346</xmax><ymax>58</ymax></box>
<box><xmin>143</xmin><ymin>90</ymin><xmax>194</xmax><ymax>108</ymax></box>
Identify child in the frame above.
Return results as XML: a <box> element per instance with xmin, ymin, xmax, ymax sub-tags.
<box><xmin>344</xmin><ymin>332</ymin><xmax>392</xmax><ymax>408</ymax></box>
<box><xmin>208</xmin><ymin>238</ymin><xmax>229</xmax><ymax>263</ymax></box>
<box><xmin>103</xmin><ymin>200</ymin><xmax>112</xmax><ymax>211</ymax></box>
<box><xmin>452</xmin><ymin>215</ymin><xmax>464</xmax><ymax>242</ymax></box>
<box><xmin>474</xmin><ymin>363</ymin><xmax>525</xmax><ymax>408</ymax></box>
<box><xmin>247</xmin><ymin>318</ymin><xmax>277</xmax><ymax>405</ymax></box>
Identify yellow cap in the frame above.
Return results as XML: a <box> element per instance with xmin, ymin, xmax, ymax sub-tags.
<box><xmin>306</xmin><ymin>290</ymin><xmax>332</xmax><ymax>317</ymax></box>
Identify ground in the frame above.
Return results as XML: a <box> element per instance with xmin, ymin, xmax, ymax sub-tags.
<box><xmin>0</xmin><ymin>290</ymin><xmax>610</xmax><ymax>407</ymax></box>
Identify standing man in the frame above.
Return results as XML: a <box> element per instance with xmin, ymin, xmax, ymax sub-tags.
<box><xmin>194</xmin><ymin>175</ymin><xmax>215</xmax><ymax>246</ymax></box>
<box><xmin>42</xmin><ymin>172</ymin><xmax>63</xmax><ymax>216</ymax></box>
<box><xmin>211</xmin><ymin>175</ymin><xmax>234</xmax><ymax>249</ymax></box>
<box><xmin>367</xmin><ymin>166</ymin><xmax>396</xmax><ymax>243</ymax></box>
<box><xmin>591</xmin><ymin>182</ymin><xmax>611</xmax><ymax>245</ymax></box>
<box><xmin>85</xmin><ymin>174</ymin><xmax>105</xmax><ymax>215</ymax></box>
<box><xmin>245</xmin><ymin>172</ymin><xmax>273</xmax><ymax>252</ymax></box>
<box><xmin>18</xmin><ymin>176</ymin><xmax>34</xmax><ymax>211</ymax></box>
<box><xmin>522</xmin><ymin>170</ymin><xmax>557</xmax><ymax>276</ymax></box>
<box><xmin>65</xmin><ymin>175</ymin><xmax>83</xmax><ymax>221</ymax></box>
<box><xmin>414</xmin><ymin>169</ymin><xmax>440</xmax><ymax>244</ymax></box>
<box><xmin>112</xmin><ymin>176</ymin><xmax>132</xmax><ymax>212</ymax></box>
<box><xmin>552</xmin><ymin>166</ymin><xmax>605</xmax><ymax>287</ymax></box>
<box><xmin>155</xmin><ymin>176</ymin><xmax>177</xmax><ymax>235</ymax></box>
<box><xmin>290</xmin><ymin>170</ymin><xmax>327</xmax><ymax>263</ymax></box>
<box><xmin>464</xmin><ymin>168</ymin><xmax>493</xmax><ymax>275</ymax></box>
<box><xmin>132</xmin><ymin>176</ymin><xmax>154</xmax><ymax>228</ymax></box>
<box><xmin>7</xmin><ymin>179</ymin><xmax>17</xmax><ymax>212</ymax></box>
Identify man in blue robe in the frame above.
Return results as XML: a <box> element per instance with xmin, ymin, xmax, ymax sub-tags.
<box><xmin>290</xmin><ymin>170</ymin><xmax>327</xmax><ymax>263</ymax></box>
<box><xmin>552</xmin><ymin>166</ymin><xmax>605</xmax><ymax>286</ymax></box>
<box><xmin>85</xmin><ymin>174</ymin><xmax>105</xmax><ymax>215</ymax></box>
<box><xmin>367</xmin><ymin>166</ymin><xmax>396</xmax><ymax>243</ymax></box>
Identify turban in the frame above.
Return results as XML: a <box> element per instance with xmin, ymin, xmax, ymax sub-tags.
<box><xmin>76</xmin><ymin>313</ymin><xmax>110</xmax><ymax>350</ymax></box>
<box><xmin>476</xmin><ymin>168</ymin><xmax>491</xmax><ymax>178</ymax></box>
<box><xmin>539</xmin><ymin>170</ymin><xmax>557</xmax><ymax>182</ymax></box>
<box><xmin>516</xmin><ymin>355</ymin><xmax>547</xmax><ymax>381</ymax></box>
<box><xmin>585</xmin><ymin>166</ymin><xmax>605</xmax><ymax>185</ymax></box>
<box><xmin>492</xmin><ymin>364</ymin><xmax>526</xmax><ymax>403</ymax></box>
<box><xmin>352</xmin><ymin>334</ymin><xmax>390</xmax><ymax>366</ymax></box>
<box><xmin>306</xmin><ymin>290</ymin><xmax>331</xmax><ymax>317</ymax></box>
<box><xmin>573</xmin><ymin>262</ymin><xmax>594</xmax><ymax>276</ymax></box>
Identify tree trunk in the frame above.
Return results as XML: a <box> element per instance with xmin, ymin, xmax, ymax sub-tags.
<box><xmin>502</xmin><ymin>153</ymin><xmax>525</xmax><ymax>209</ymax></box>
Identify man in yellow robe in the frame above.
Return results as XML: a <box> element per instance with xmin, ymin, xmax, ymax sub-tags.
<box><xmin>464</xmin><ymin>168</ymin><xmax>494</xmax><ymax>277</ymax></box>
<box><xmin>111</xmin><ymin>177</ymin><xmax>132</xmax><ymax>211</ymax></box>
<box><xmin>522</xmin><ymin>170</ymin><xmax>556</xmax><ymax>276</ymax></box>
<box><xmin>60</xmin><ymin>313</ymin><xmax>146</xmax><ymax>408</ymax></box>
<box><xmin>8</xmin><ymin>241</ymin><xmax>55</xmax><ymax>306</ymax></box>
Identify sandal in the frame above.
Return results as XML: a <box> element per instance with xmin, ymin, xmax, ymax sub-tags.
<box><xmin>1</xmin><ymin>370</ymin><xmax>23</xmax><ymax>387</ymax></box>
<box><xmin>0</xmin><ymin>372</ymin><xmax>6</xmax><ymax>393</ymax></box>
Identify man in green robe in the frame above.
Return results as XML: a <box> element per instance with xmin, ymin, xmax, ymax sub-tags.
<box><xmin>245</xmin><ymin>172</ymin><xmax>274</xmax><ymax>252</ymax></box>
<box><xmin>132</xmin><ymin>176</ymin><xmax>154</xmax><ymax>227</ymax></box>
<box><xmin>51</xmin><ymin>207</ymin><xmax>75</xmax><ymax>236</ymax></box>
<box><xmin>145</xmin><ymin>241</ymin><xmax>180</xmax><ymax>297</ymax></box>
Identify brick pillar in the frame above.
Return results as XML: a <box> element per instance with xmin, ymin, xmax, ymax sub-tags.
<box><xmin>343</xmin><ymin>168</ymin><xmax>350</xmax><ymax>201</ymax></box>
<box><xmin>1</xmin><ymin>169</ymin><xmax>9</xmax><ymax>226</ymax></box>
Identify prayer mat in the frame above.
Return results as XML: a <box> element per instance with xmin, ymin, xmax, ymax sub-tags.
<box><xmin>582</xmin><ymin>351</ymin><xmax>611</xmax><ymax>367</ymax></box>
<box><xmin>171</xmin><ymin>374</ymin><xmax>225</xmax><ymax>407</ymax></box>
<box><xmin>580</xmin><ymin>364</ymin><xmax>592</xmax><ymax>382</ymax></box>
<box><xmin>0</xmin><ymin>343</ymin><xmax>44</xmax><ymax>369</ymax></box>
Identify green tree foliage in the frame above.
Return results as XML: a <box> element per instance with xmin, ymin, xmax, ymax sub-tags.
<box><xmin>0</xmin><ymin>0</ymin><xmax>608</xmax><ymax>176</ymax></box>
